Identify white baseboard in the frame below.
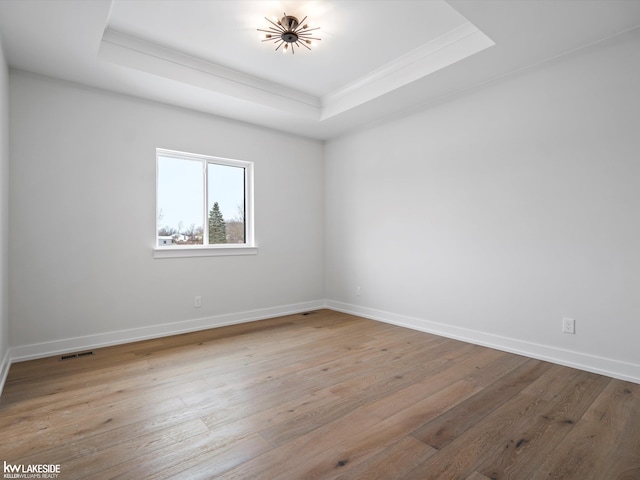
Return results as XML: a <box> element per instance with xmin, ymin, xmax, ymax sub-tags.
<box><xmin>4</xmin><ymin>299</ymin><xmax>637</xmax><ymax>401</ymax></box>
<box><xmin>9</xmin><ymin>300</ymin><xmax>325</xmax><ymax>364</ymax></box>
<box><xmin>325</xmin><ymin>300</ymin><xmax>640</xmax><ymax>385</ymax></box>
<box><xmin>0</xmin><ymin>347</ymin><xmax>10</xmax><ymax>396</ymax></box>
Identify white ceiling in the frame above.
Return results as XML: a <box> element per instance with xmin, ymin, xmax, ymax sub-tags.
<box><xmin>0</xmin><ymin>0</ymin><xmax>639</xmax><ymax>140</ymax></box>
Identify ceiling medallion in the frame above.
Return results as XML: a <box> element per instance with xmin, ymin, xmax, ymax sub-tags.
<box><xmin>258</xmin><ymin>13</ymin><xmax>321</xmax><ymax>54</ymax></box>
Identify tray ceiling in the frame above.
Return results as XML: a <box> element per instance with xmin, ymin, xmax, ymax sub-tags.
<box><xmin>0</xmin><ymin>1</ymin><xmax>639</xmax><ymax>139</ymax></box>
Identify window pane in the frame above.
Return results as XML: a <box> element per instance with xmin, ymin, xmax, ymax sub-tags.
<box><xmin>207</xmin><ymin>163</ymin><xmax>245</xmax><ymax>244</ymax></box>
<box><xmin>157</xmin><ymin>156</ymin><xmax>204</xmax><ymax>245</ymax></box>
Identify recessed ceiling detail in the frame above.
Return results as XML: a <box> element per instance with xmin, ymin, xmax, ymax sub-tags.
<box><xmin>97</xmin><ymin>2</ymin><xmax>494</xmax><ymax>122</ymax></box>
<box><xmin>258</xmin><ymin>14</ymin><xmax>321</xmax><ymax>54</ymax></box>
<box><xmin>99</xmin><ymin>28</ymin><xmax>321</xmax><ymax>118</ymax></box>
<box><xmin>321</xmin><ymin>22</ymin><xmax>495</xmax><ymax>120</ymax></box>
<box><xmin>2</xmin><ymin>0</ymin><xmax>638</xmax><ymax>139</ymax></box>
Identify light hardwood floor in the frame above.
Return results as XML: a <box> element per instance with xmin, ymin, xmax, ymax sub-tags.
<box><xmin>0</xmin><ymin>310</ymin><xmax>638</xmax><ymax>479</ymax></box>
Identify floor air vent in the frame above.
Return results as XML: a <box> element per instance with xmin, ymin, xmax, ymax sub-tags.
<box><xmin>60</xmin><ymin>351</ymin><xmax>94</xmax><ymax>361</ymax></box>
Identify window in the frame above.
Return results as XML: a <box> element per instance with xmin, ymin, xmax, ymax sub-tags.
<box><xmin>154</xmin><ymin>148</ymin><xmax>256</xmax><ymax>258</ymax></box>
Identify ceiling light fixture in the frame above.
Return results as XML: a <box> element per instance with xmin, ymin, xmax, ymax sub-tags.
<box><xmin>258</xmin><ymin>13</ymin><xmax>321</xmax><ymax>54</ymax></box>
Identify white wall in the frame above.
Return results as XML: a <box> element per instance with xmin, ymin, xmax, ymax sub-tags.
<box><xmin>0</xmin><ymin>37</ymin><xmax>10</xmax><ymax>386</ymax></box>
<box><xmin>9</xmin><ymin>72</ymin><xmax>324</xmax><ymax>357</ymax></box>
<box><xmin>325</xmin><ymin>30</ymin><xmax>640</xmax><ymax>382</ymax></box>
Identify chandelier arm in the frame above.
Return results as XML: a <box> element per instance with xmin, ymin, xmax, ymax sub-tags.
<box><xmin>274</xmin><ymin>41</ymin><xmax>284</xmax><ymax>51</ymax></box>
<box><xmin>257</xmin><ymin>28</ymin><xmax>281</xmax><ymax>35</ymax></box>
<box><xmin>298</xmin><ymin>41</ymin><xmax>311</xmax><ymax>50</ymax></box>
<box><xmin>264</xmin><ymin>17</ymin><xmax>285</xmax><ymax>32</ymax></box>
<box><xmin>295</xmin><ymin>16</ymin><xmax>308</xmax><ymax>30</ymax></box>
<box><xmin>260</xmin><ymin>30</ymin><xmax>284</xmax><ymax>37</ymax></box>
<box><xmin>299</xmin><ymin>26</ymin><xmax>320</xmax><ymax>33</ymax></box>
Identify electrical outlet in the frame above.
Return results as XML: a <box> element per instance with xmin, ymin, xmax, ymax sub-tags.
<box><xmin>356</xmin><ymin>286</ymin><xmax>361</xmax><ymax>296</ymax></box>
<box><xmin>562</xmin><ymin>317</ymin><xmax>575</xmax><ymax>334</ymax></box>
<box><xmin>194</xmin><ymin>296</ymin><xmax>202</xmax><ymax>308</ymax></box>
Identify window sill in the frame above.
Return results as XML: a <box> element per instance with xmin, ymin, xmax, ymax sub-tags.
<box><xmin>153</xmin><ymin>245</ymin><xmax>258</xmax><ymax>259</ymax></box>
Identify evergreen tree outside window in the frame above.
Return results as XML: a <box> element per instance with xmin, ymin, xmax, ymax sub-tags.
<box><xmin>208</xmin><ymin>202</ymin><xmax>227</xmax><ymax>244</ymax></box>
<box><xmin>155</xmin><ymin>148</ymin><xmax>254</xmax><ymax>257</ymax></box>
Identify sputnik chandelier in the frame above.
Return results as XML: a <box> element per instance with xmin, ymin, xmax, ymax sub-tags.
<box><xmin>258</xmin><ymin>13</ymin><xmax>321</xmax><ymax>54</ymax></box>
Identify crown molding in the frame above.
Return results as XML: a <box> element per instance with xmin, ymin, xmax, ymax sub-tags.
<box><xmin>99</xmin><ymin>28</ymin><xmax>321</xmax><ymax>118</ymax></box>
<box><xmin>320</xmin><ymin>22</ymin><xmax>495</xmax><ymax>119</ymax></box>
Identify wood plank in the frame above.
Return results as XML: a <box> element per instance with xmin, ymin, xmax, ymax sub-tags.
<box><xmin>529</xmin><ymin>380</ymin><xmax>640</xmax><ymax>480</ymax></box>
<box><xmin>255</xmin><ymin>344</ymin><xmax>472</xmax><ymax>448</ymax></box>
<box><xmin>404</xmin><ymin>390</ymin><xmax>550</xmax><ymax>479</ymax></box>
<box><xmin>465</xmin><ymin>472</ymin><xmax>492</xmax><ymax>480</ymax></box>
<box><xmin>361</xmin><ymin>346</ymin><xmax>505</xmax><ymax>419</ymax></box>
<box><xmin>216</xmin><ymin>412</ymin><xmax>382</xmax><ymax>480</ymax></box>
<box><xmin>411</xmin><ymin>358</ymin><xmax>552</xmax><ymax>449</ymax></box>
<box><xmin>476</xmin><ymin>370</ymin><xmax>611</xmax><ymax>479</ymax></box>
<box><xmin>331</xmin><ymin>436</ymin><xmax>435</xmax><ymax>480</ymax></box>
<box><xmin>45</xmin><ymin>418</ymin><xmax>209</xmax><ymax>477</ymax></box>
<box><xmin>275</xmin><ymin>379</ymin><xmax>480</xmax><ymax>480</ymax></box>
<box><xmin>99</xmin><ymin>430</ymin><xmax>271</xmax><ymax>479</ymax></box>
<box><xmin>1</xmin><ymin>395</ymin><xmax>187</xmax><ymax>461</ymax></box>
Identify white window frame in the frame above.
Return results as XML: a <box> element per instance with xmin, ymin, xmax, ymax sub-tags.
<box><xmin>154</xmin><ymin>148</ymin><xmax>257</xmax><ymax>259</ymax></box>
